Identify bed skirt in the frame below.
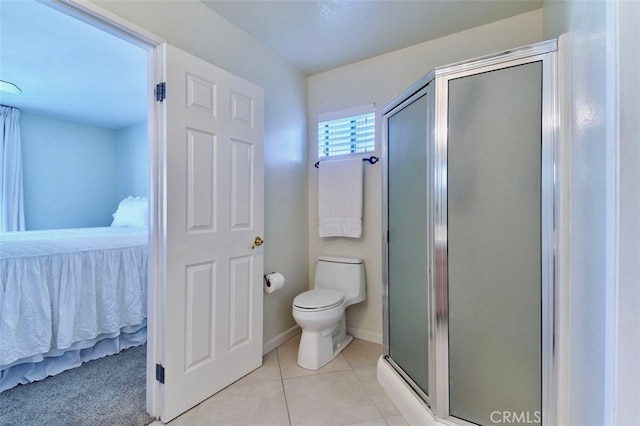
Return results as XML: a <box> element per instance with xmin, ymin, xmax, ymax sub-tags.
<box><xmin>0</xmin><ymin>322</ymin><xmax>147</xmax><ymax>393</ymax></box>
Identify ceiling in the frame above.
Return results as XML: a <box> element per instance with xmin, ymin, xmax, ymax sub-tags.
<box><xmin>202</xmin><ymin>0</ymin><xmax>542</xmax><ymax>75</ymax></box>
<box><xmin>0</xmin><ymin>0</ymin><xmax>542</xmax><ymax>129</ymax></box>
<box><xmin>0</xmin><ymin>1</ymin><xmax>147</xmax><ymax>129</ymax></box>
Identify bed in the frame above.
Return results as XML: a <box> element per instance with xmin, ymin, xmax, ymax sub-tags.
<box><xmin>0</xmin><ymin>205</ymin><xmax>148</xmax><ymax>392</ymax></box>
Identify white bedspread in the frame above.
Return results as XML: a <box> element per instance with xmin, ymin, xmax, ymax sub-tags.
<box><xmin>0</xmin><ymin>227</ymin><xmax>148</xmax><ymax>372</ymax></box>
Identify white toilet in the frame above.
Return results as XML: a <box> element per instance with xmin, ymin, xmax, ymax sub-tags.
<box><xmin>292</xmin><ymin>256</ymin><xmax>366</xmax><ymax>370</ymax></box>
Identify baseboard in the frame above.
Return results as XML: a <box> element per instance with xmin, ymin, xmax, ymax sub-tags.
<box><xmin>262</xmin><ymin>324</ymin><xmax>300</xmax><ymax>355</ymax></box>
<box><xmin>347</xmin><ymin>326</ymin><xmax>383</xmax><ymax>345</ymax></box>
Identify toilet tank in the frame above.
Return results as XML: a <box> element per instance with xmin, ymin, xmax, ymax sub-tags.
<box><xmin>315</xmin><ymin>256</ymin><xmax>366</xmax><ymax>305</ymax></box>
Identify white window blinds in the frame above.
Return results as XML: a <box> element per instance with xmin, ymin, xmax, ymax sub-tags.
<box><xmin>318</xmin><ymin>104</ymin><xmax>375</xmax><ymax>159</ymax></box>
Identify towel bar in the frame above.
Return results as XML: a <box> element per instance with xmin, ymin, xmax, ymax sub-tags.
<box><xmin>314</xmin><ymin>156</ymin><xmax>379</xmax><ymax>168</ymax></box>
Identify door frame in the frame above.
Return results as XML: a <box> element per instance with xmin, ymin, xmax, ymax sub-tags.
<box><xmin>48</xmin><ymin>0</ymin><xmax>165</xmax><ymax>417</ymax></box>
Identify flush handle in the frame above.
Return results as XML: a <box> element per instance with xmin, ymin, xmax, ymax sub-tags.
<box><xmin>252</xmin><ymin>236</ymin><xmax>264</xmax><ymax>249</ymax></box>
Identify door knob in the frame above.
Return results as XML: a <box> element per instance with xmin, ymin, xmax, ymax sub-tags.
<box><xmin>252</xmin><ymin>236</ymin><xmax>264</xmax><ymax>249</ymax></box>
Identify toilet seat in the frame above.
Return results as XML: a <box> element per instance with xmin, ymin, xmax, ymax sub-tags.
<box><xmin>293</xmin><ymin>289</ymin><xmax>344</xmax><ymax>311</ymax></box>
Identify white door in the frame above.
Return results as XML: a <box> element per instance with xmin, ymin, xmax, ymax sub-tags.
<box><xmin>161</xmin><ymin>43</ymin><xmax>264</xmax><ymax>422</ymax></box>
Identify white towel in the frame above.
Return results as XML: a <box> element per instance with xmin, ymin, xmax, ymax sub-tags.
<box><xmin>318</xmin><ymin>158</ymin><xmax>363</xmax><ymax>238</ymax></box>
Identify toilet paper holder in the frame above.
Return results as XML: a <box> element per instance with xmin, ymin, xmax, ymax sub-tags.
<box><xmin>264</xmin><ymin>272</ymin><xmax>274</xmax><ymax>287</ymax></box>
<box><xmin>263</xmin><ymin>272</ymin><xmax>278</xmax><ymax>287</ymax></box>
<box><xmin>263</xmin><ymin>272</ymin><xmax>285</xmax><ymax>293</ymax></box>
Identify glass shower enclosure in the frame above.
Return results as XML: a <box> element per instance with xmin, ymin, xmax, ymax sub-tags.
<box><xmin>382</xmin><ymin>40</ymin><xmax>557</xmax><ymax>425</ymax></box>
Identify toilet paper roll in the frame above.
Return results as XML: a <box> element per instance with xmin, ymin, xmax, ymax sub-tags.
<box><xmin>264</xmin><ymin>272</ymin><xmax>285</xmax><ymax>293</ymax></box>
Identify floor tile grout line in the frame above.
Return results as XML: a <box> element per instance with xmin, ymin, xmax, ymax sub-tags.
<box><xmin>352</xmin><ymin>365</ymin><xmax>388</xmax><ymax>425</ymax></box>
<box><xmin>166</xmin><ymin>339</ymin><xmax>395</xmax><ymax>425</ymax></box>
<box><xmin>343</xmin><ymin>349</ymin><xmax>387</xmax><ymax>425</ymax></box>
<box><xmin>279</xmin><ymin>342</ymin><xmax>389</xmax><ymax>426</ymax></box>
<box><xmin>344</xmin><ymin>342</ymin><xmax>397</xmax><ymax>425</ymax></box>
<box><xmin>274</xmin><ymin>349</ymin><xmax>293</xmax><ymax>426</ymax></box>
<box><xmin>281</xmin><ymin>366</ymin><xmax>355</xmax><ymax>381</ymax></box>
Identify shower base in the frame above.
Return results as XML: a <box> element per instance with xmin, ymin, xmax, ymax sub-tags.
<box><xmin>377</xmin><ymin>356</ymin><xmax>445</xmax><ymax>426</ymax></box>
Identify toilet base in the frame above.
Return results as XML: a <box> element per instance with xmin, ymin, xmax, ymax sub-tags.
<box><xmin>334</xmin><ymin>334</ymin><xmax>353</xmax><ymax>357</ymax></box>
<box><xmin>296</xmin><ymin>316</ymin><xmax>353</xmax><ymax>370</ymax></box>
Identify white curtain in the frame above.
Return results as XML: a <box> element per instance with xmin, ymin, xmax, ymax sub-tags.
<box><xmin>0</xmin><ymin>105</ymin><xmax>25</xmax><ymax>232</ymax></box>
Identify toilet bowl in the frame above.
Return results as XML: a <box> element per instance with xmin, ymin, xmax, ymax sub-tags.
<box><xmin>292</xmin><ymin>257</ymin><xmax>366</xmax><ymax>370</ymax></box>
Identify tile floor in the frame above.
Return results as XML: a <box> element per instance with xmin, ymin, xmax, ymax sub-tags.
<box><xmin>162</xmin><ymin>335</ymin><xmax>407</xmax><ymax>425</ymax></box>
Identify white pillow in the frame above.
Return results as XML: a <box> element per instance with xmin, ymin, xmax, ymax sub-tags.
<box><xmin>111</xmin><ymin>196</ymin><xmax>148</xmax><ymax>227</ymax></box>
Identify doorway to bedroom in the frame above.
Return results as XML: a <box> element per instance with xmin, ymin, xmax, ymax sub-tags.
<box><xmin>0</xmin><ymin>1</ymin><xmax>151</xmax><ymax>422</ymax></box>
<box><xmin>3</xmin><ymin>1</ymin><xmax>267</xmax><ymax>423</ymax></box>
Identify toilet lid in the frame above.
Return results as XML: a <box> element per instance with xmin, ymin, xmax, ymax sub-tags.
<box><xmin>293</xmin><ymin>289</ymin><xmax>344</xmax><ymax>310</ymax></box>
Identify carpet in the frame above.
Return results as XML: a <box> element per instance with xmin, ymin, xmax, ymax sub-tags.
<box><xmin>0</xmin><ymin>344</ymin><xmax>155</xmax><ymax>426</ymax></box>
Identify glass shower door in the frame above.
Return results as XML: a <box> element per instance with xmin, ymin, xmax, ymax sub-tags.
<box><xmin>385</xmin><ymin>88</ymin><xmax>432</xmax><ymax>398</ymax></box>
<box><xmin>446</xmin><ymin>62</ymin><xmax>543</xmax><ymax>425</ymax></box>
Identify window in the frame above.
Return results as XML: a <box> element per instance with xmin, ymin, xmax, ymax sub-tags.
<box><xmin>318</xmin><ymin>104</ymin><xmax>375</xmax><ymax>159</ymax></box>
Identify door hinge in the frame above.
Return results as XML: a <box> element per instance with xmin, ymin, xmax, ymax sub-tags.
<box><xmin>155</xmin><ymin>363</ymin><xmax>165</xmax><ymax>384</ymax></box>
<box><xmin>155</xmin><ymin>82</ymin><xmax>166</xmax><ymax>102</ymax></box>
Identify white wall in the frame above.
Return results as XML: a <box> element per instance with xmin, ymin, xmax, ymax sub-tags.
<box><xmin>115</xmin><ymin>122</ymin><xmax>147</xmax><ymax>202</ymax></box>
<box><xmin>307</xmin><ymin>9</ymin><xmax>544</xmax><ymax>340</ymax></box>
<box><xmin>544</xmin><ymin>0</ymin><xmax>640</xmax><ymax>424</ymax></box>
<box><xmin>544</xmin><ymin>1</ymin><xmax>607</xmax><ymax>424</ymax></box>
<box><xmin>92</xmin><ymin>0</ymin><xmax>309</xmax><ymax>345</ymax></box>
<box><xmin>21</xmin><ymin>114</ymin><xmax>150</xmax><ymax>230</ymax></box>
<box><xmin>614</xmin><ymin>2</ymin><xmax>640</xmax><ymax>423</ymax></box>
<box><xmin>21</xmin><ymin>111</ymin><xmax>118</xmax><ymax>229</ymax></box>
